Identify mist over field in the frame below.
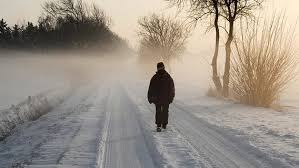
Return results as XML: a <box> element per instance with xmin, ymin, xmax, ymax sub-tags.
<box><xmin>1</xmin><ymin>50</ymin><xmax>298</xmax><ymax>108</ymax></box>
<box><xmin>0</xmin><ymin>51</ymin><xmax>211</xmax><ymax>108</ymax></box>
<box><xmin>0</xmin><ymin>51</ymin><xmax>131</xmax><ymax>108</ymax></box>
<box><xmin>0</xmin><ymin>0</ymin><xmax>299</xmax><ymax>167</ymax></box>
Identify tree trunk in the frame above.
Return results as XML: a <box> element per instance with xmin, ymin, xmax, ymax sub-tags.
<box><xmin>211</xmin><ymin>2</ymin><xmax>222</xmax><ymax>92</ymax></box>
<box><xmin>223</xmin><ymin>21</ymin><xmax>234</xmax><ymax>97</ymax></box>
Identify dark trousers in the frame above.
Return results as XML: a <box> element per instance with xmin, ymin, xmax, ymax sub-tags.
<box><xmin>155</xmin><ymin>104</ymin><xmax>169</xmax><ymax>127</ymax></box>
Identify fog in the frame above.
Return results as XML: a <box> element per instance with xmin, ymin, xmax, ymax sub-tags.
<box><xmin>0</xmin><ymin>2</ymin><xmax>299</xmax><ymax>167</ymax></box>
<box><xmin>0</xmin><ymin>0</ymin><xmax>298</xmax><ymax>109</ymax></box>
<box><xmin>1</xmin><ymin>50</ymin><xmax>298</xmax><ymax>111</ymax></box>
<box><xmin>0</xmin><ymin>50</ymin><xmax>212</xmax><ymax>109</ymax></box>
<box><xmin>0</xmin><ymin>51</ymin><xmax>128</xmax><ymax>108</ymax></box>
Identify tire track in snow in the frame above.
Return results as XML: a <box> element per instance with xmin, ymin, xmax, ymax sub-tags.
<box><xmin>171</xmin><ymin>102</ymin><xmax>293</xmax><ymax>168</ymax></box>
<box><xmin>56</xmin><ymin>86</ymin><xmax>110</xmax><ymax>167</ymax></box>
<box><xmin>97</xmin><ymin>88</ymin><xmax>111</xmax><ymax>168</ymax></box>
<box><xmin>26</xmin><ymin>87</ymin><xmax>101</xmax><ymax>167</ymax></box>
<box><xmin>125</xmin><ymin>85</ymin><xmax>208</xmax><ymax>168</ymax></box>
<box><xmin>99</xmin><ymin>85</ymin><xmax>163</xmax><ymax>168</ymax></box>
<box><xmin>125</xmin><ymin>84</ymin><xmax>293</xmax><ymax>168</ymax></box>
<box><xmin>0</xmin><ymin>84</ymin><xmax>108</xmax><ymax>168</ymax></box>
<box><xmin>142</xmin><ymin>102</ymin><xmax>213</xmax><ymax>168</ymax></box>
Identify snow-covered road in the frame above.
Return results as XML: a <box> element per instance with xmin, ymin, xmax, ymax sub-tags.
<box><xmin>0</xmin><ymin>83</ymin><xmax>295</xmax><ymax>168</ymax></box>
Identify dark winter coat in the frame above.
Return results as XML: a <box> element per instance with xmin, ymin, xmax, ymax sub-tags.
<box><xmin>148</xmin><ymin>70</ymin><xmax>175</xmax><ymax>105</ymax></box>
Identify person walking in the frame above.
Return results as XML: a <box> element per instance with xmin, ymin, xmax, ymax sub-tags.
<box><xmin>148</xmin><ymin>62</ymin><xmax>175</xmax><ymax>132</ymax></box>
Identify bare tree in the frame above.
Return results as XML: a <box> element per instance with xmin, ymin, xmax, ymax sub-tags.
<box><xmin>221</xmin><ymin>0</ymin><xmax>263</xmax><ymax>97</ymax></box>
<box><xmin>43</xmin><ymin>0</ymin><xmax>110</xmax><ymax>27</ymax></box>
<box><xmin>43</xmin><ymin>0</ymin><xmax>84</xmax><ymax>22</ymax></box>
<box><xmin>231</xmin><ymin>14</ymin><xmax>297</xmax><ymax>107</ymax></box>
<box><xmin>138</xmin><ymin>14</ymin><xmax>190</xmax><ymax>72</ymax></box>
<box><xmin>91</xmin><ymin>4</ymin><xmax>111</xmax><ymax>27</ymax></box>
<box><xmin>167</xmin><ymin>0</ymin><xmax>263</xmax><ymax>96</ymax></box>
<box><xmin>41</xmin><ymin>0</ymin><xmax>112</xmax><ymax>48</ymax></box>
<box><xmin>167</xmin><ymin>0</ymin><xmax>223</xmax><ymax>92</ymax></box>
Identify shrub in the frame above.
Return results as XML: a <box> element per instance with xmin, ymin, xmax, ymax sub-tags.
<box><xmin>231</xmin><ymin>14</ymin><xmax>297</xmax><ymax>107</ymax></box>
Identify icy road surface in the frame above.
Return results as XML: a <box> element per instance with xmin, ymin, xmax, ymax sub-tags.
<box><xmin>0</xmin><ymin>82</ymin><xmax>294</xmax><ymax>168</ymax></box>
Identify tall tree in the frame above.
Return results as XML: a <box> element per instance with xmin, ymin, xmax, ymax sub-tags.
<box><xmin>0</xmin><ymin>19</ymin><xmax>8</xmax><ymax>39</ymax></box>
<box><xmin>167</xmin><ymin>0</ymin><xmax>223</xmax><ymax>92</ymax></box>
<box><xmin>12</xmin><ymin>24</ymin><xmax>20</xmax><ymax>40</ymax></box>
<box><xmin>23</xmin><ymin>22</ymin><xmax>38</xmax><ymax>47</ymax></box>
<box><xmin>0</xmin><ymin>0</ymin><xmax>129</xmax><ymax>51</ymax></box>
<box><xmin>221</xmin><ymin>0</ymin><xmax>263</xmax><ymax>97</ymax></box>
<box><xmin>11</xmin><ymin>24</ymin><xmax>21</xmax><ymax>47</ymax></box>
<box><xmin>43</xmin><ymin>0</ymin><xmax>111</xmax><ymax>47</ymax></box>
<box><xmin>0</xmin><ymin>19</ymin><xmax>11</xmax><ymax>46</ymax></box>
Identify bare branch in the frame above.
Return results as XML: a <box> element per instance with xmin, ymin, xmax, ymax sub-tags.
<box><xmin>137</xmin><ymin>14</ymin><xmax>190</xmax><ymax>69</ymax></box>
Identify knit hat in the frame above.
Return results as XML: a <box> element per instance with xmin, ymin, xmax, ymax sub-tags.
<box><xmin>157</xmin><ymin>62</ymin><xmax>165</xmax><ymax>70</ymax></box>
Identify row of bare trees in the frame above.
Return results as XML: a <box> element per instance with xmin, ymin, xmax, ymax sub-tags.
<box><xmin>0</xmin><ymin>0</ymin><xmax>128</xmax><ymax>51</ymax></box>
<box><xmin>138</xmin><ymin>0</ymin><xmax>297</xmax><ymax>107</ymax></box>
<box><xmin>167</xmin><ymin>0</ymin><xmax>263</xmax><ymax>97</ymax></box>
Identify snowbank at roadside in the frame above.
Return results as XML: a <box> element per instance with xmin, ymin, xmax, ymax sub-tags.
<box><xmin>0</xmin><ymin>87</ymin><xmax>72</xmax><ymax>140</ymax></box>
<box><xmin>176</xmin><ymin>95</ymin><xmax>299</xmax><ymax>166</ymax></box>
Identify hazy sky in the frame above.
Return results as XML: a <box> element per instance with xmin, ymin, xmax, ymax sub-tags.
<box><xmin>0</xmin><ymin>0</ymin><xmax>298</xmax><ymax>53</ymax></box>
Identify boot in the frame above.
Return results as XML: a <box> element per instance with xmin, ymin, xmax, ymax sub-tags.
<box><xmin>156</xmin><ymin>126</ymin><xmax>162</xmax><ymax>132</ymax></box>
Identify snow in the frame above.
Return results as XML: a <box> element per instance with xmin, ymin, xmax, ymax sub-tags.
<box><xmin>0</xmin><ymin>87</ymin><xmax>70</xmax><ymax>140</ymax></box>
<box><xmin>126</xmin><ymin>79</ymin><xmax>297</xmax><ymax>167</ymax></box>
<box><xmin>126</xmin><ymin>54</ymin><xmax>299</xmax><ymax>167</ymax></box>
<box><xmin>178</xmin><ymin>96</ymin><xmax>299</xmax><ymax>166</ymax></box>
<box><xmin>0</xmin><ymin>79</ymin><xmax>294</xmax><ymax>167</ymax></box>
<box><xmin>0</xmin><ymin>83</ymin><xmax>105</xmax><ymax>167</ymax></box>
<box><xmin>0</xmin><ymin>53</ymin><xmax>298</xmax><ymax>167</ymax></box>
<box><xmin>168</xmin><ymin>65</ymin><xmax>299</xmax><ymax>166</ymax></box>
